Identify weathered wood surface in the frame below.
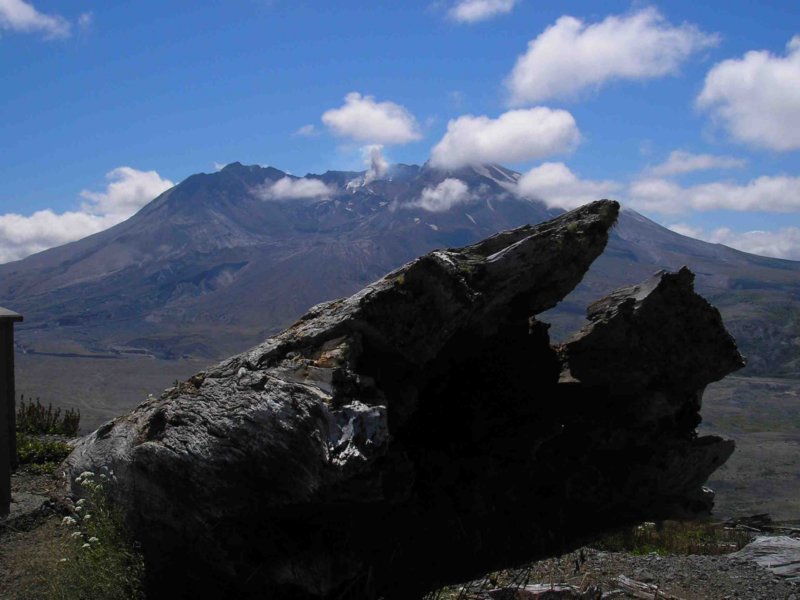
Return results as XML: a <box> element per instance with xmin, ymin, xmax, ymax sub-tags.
<box><xmin>614</xmin><ymin>575</ymin><xmax>685</xmax><ymax>600</ymax></box>
<box><xmin>734</xmin><ymin>536</ymin><xmax>800</xmax><ymax>582</ymax></box>
<box><xmin>65</xmin><ymin>201</ymin><xmax>743</xmax><ymax>600</ymax></box>
<box><xmin>0</xmin><ymin>307</ymin><xmax>22</xmax><ymax>518</ymax></box>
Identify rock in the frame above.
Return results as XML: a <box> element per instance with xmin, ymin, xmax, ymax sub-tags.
<box><xmin>0</xmin><ymin>491</ymin><xmax>50</xmax><ymax>532</ymax></box>
<box><xmin>733</xmin><ymin>536</ymin><xmax>800</xmax><ymax>582</ymax></box>
<box><xmin>64</xmin><ymin>200</ymin><xmax>743</xmax><ymax>600</ymax></box>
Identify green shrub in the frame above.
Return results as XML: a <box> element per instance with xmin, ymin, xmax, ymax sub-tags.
<box><xmin>16</xmin><ymin>396</ymin><xmax>81</xmax><ymax>437</ymax></box>
<box><xmin>16</xmin><ymin>433</ymin><xmax>72</xmax><ymax>468</ymax></box>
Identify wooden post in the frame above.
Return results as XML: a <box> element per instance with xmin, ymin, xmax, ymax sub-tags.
<box><xmin>0</xmin><ymin>307</ymin><xmax>22</xmax><ymax>518</ymax></box>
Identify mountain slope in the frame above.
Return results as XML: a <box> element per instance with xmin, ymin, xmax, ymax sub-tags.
<box><xmin>0</xmin><ymin>162</ymin><xmax>555</xmax><ymax>358</ymax></box>
<box><xmin>547</xmin><ymin>209</ymin><xmax>800</xmax><ymax>376</ymax></box>
<box><xmin>1</xmin><ymin>162</ymin><xmax>798</xmax><ymax>377</ymax></box>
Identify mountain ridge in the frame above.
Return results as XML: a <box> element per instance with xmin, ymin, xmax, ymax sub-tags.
<box><xmin>1</xmin><ymin>162</ymin><xmax>798</xmax><ymax>377</ymax></box>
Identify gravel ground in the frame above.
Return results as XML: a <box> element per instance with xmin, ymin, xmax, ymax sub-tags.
<box><xmin>3</xmin><ymin>472</ymin><xmax>800</xmax><ymax>600</ymax></box>
<box><xmin>576</xmin><ymin>547</ymin><xmax>799</xmax><ymax>599</ymax></box>
<box><xmin>443</xmin><ymin>546</ymin><xmax>800</xmax><ymax>600</ymax></box>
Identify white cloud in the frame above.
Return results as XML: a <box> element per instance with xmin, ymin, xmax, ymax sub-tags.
<box><xmin>294</xmin><ymin>124</ymin><xmax>318</xmax><ymax>137</ymax></box>
<box><xmin>0</xmin><ymin>0</ymin><xmax>71</xmax><ymax>38</ymax></box>
<box><xmin>80</xmin><ymin>167</ymin><xmax>174</xmax><ymax>219</ymax></box>
<box><xmin>256</xmin><ymin>176</ymin><xmax>334</xmax><ymax>201</ymax></box>
<box><xmin>322</xmin><ymin>92</ymin><xmax>421</xmax><ymax>145</ymax></box>
<box><xmin>669</xmin><ymin>223</ymin><xmax>800</xmax><ymax>260</ymax></box>
<box><xmin>0</xmin><ymin>167</ymin><xmax>173</xmax><ymax>264</ymax></box>
<box><xmin>449</xmin><ymin>0</ymin><xmax>517</xmax><ymax>23</ymax></box>
<box><xmin>647</xmin><ymin>150</ymin><xmax>746</xmax><ymax>177</ymax></box>
<box><xmin>0</xmin><ymin>210</ymin><xmax>113</xmax><ymax>264</ymax></box>
<box><xmin>429</xmin><ymin>108</ymin><xmax>579</xmax><ymax>169</ymax></box>
<box><xmin>697</xmin><ymin>36</ymin><xmax>800</xmax><ymax>151</ymax></box>
<box><xmin>506</xmin><ymin>7</ymin><xmax>718</xmax><ymax>104</ymax></box>
<box><xmin>629</xmin><ymin>174</ymin><xmax>800</xmax><ymax>214</ymax></box>
<box><xmin>515</xmin><ymin>162</ymin><xmax>620</xmax><ymax>210</ymax></box>
<box><xmin>406</xmin><ymin>178</ymin><xmax>472</xmax><ymax>212</ymax></box>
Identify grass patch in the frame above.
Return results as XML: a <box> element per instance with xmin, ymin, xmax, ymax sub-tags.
<box><xmin>4</xmin><ymin>398</ymin><xmax>145</xmax><ymax>597</ymax></box>
<box><xmin>591</xmin><ymin>520</ymin><xmax>752</xmax><ymax>556</ymax></box>
<box><xmin>3</xmin><ymin>471</ymin><xmax>146</xmax><ymax>600</ymax></box>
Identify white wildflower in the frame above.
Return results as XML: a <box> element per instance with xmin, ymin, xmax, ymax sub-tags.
<box><xmin>70</xmin><ymin>531</ymin><xmax>82</xmax><ymax>539</ymax></box>
<box><xmin>76</xmin><ymin>498</ymin><xmax>86</xmax><ymax>506</ymax></box>
<box><xmin>58</xmin><ymin>558</ymin><xmax>69</xmax><ymax>563</ymax></box>
<box><xmin>82</xmin><ymin>543</ymin><xmax>91</xmax><ymax>549</ymax></box>
<box><xmin>83</xmin><ymin>515</ymin><xmax>91</xmax><ymax>521</ymax></box>
<box><xmin>75</xmin><ymin>506</ymin><xmax>82</xmax><ymax>512</ymax></box>
<box><xmin>61</xmin><ymin>516</ymin><xmax>77</xmax><ymax>527</ymax></box>
<box><xmin>88</xmin><ymin>537</ymin><xmax>99</xmax><ymax>543</ymax></box>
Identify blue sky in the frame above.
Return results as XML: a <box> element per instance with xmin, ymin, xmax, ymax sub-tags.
<box><xmin>1</xmin><ymin>0</ymin><xmax>798</xmax><ymax>262</ymax></box>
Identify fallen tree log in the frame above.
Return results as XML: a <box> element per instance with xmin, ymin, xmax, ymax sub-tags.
<box><xmin>65</xmin><ymin>200</ymin><xmax>743</xmax><ymax>599</ymax></box>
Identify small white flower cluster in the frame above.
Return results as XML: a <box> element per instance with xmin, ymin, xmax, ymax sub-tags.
<box><xmin>56</xmin><ymin>468</ymin><xmax>118</xmax><ymax>565</ymax></box>
<box><xmin>62</xmin><ymin>469</ymin><xmax>106</xmax><ymax>549</ymax></box>
<box><xmin>62</xmin><ymin>500</ymin><xmax>92</xmax><ymax>524</ymax></box>
<box><xmin>75</xmin><ymin>470</ymin><xmax>97</xmax><ymax>491</ymax></box>
<box><xmin>75</xmin><ymin>471</ymin><xmax>94</xmax><ymax>482</ymax></box>
<box><xmin>74</xmin><ymin>466</ymin><xmax>116</xmax><ymax>489</ymax></box>
<box><xmin>61</xmin><ymin>512</ymin><xmax>101</xmax><ymax>549</ymax></box>
<box><xmin>61</xmin><ymin>512</ymin><xmax>94</xmax><ymax>536</ymax></box>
